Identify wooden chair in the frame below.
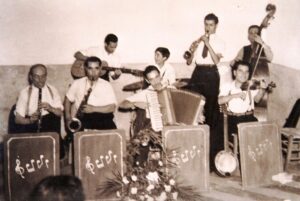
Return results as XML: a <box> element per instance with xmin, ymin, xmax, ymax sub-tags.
<box><xmin>281</xmin><ymin>99</ymin><xmax>300</xmax><ymax>171</ymax></box>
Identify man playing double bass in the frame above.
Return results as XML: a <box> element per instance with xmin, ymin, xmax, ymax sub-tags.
<box><xmin>231</xmin><ymin>25</ymin><xmax>273</xmax><ymax>75</ymax></box>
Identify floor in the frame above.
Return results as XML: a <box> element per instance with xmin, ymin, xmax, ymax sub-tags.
<box><xmin>1</xmin><ymin>158</ymin><xmax>299</xmax><ymax>201</ymax></box>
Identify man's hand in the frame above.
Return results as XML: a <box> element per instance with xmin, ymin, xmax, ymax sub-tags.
<box><xmin>200</xmin><ymin>34</ymin><xmax>209</xmax><ymax>45</ymax></box>
<box><xmin>134</xmin><ymin>102</ymin><xmax>149</xmax><ymax>110</ymax></box>
<box><xmin>254</xmin><ymin>35</ymin><xmax>264</xmax><ymax>45</ymax></box>
<box><xmin>112</xmin><ymin>69</ymin><xmax>122</xmax><ymax>80</ymax></box>
<box><xmin>39</xmin><ymin>102</ymin><xmax>52</xmax><ymax>112</ymax></box>
<box><xmin>81</xmin><ymin>104</ymin><xmax>95</xmax><ymax>113</ymax></box>
<box><xmin>29</xmin><ymin>112</ymin><xmax>40</xmax><ymax>123</ymax></box>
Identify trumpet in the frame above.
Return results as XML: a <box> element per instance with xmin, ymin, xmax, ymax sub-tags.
<box><xmin>183</xmin><ymin>31</ymin><xmax>209</xmax><ymax>60</ymax></box>
<box><xmin>183</xmin><ymin>39</ymin><xmax>201</xmax><ymax>60</ymax></box>
<box><xmin>67</xmin><ymin>87</ymin><xmax>93</xmax><ymax>133</ymax></box>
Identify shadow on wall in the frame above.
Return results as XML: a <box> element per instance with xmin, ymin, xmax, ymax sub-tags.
<box><xmin>0</xmin><ymin>62</ymin><xmax>299</xmax><ymax>142</ymax></box>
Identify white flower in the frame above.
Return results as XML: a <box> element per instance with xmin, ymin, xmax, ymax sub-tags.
<box><xmin>122</xmin><ymin>176</ymin><xmax>129</xmax><ymax>185</ymax></box>
<box><xmin>130</xmin><ymin>187</ymin><xmax>138</xmax><ymax>194</ymax></box>
<box><xmin>172</xmin><ymin>191</ymin><xmax>178</xmax><ymax>200</ymax></box>
<box><xmin>156</xmin><ymin>192</ymin><xmax>167</xmax><ymax>201</ymax></box>
<box><xmin>169</xmin><ymin>179</ymin><xmax>175</xmax><ymax>185</ymax></box>
<box><xmin>146</xmin><ymin>184</ymin><xmax>155</xmax><ymax>192</ymax></box>
<box><xmin>146</xmin><ymin>196</ymin><xmax>154</xmax><ymax>201</ymax></box>
<box><xmin>146</xmin><ymin>171</ymin><xmax>160</xmax><ymax>184</ymax></box>
<box><xmin>158</xmin><ymin>160</ymin><xmax>163</xmax><ymax>166</ymax></box>
<box><xmin>139</xmin><ymin>195</ymin><xmax>145</xmax><ymax>200</ymax></box>
<box><xmin>164</xmin><ymin>184</ymin><xmax>171</xmax><ymax>192</ymax></box>
<box><xmin>131</xmin><ymin>175</ymin><xmax>137</xmax><ymax>181</ymax></box>
<box><xmin>116</xmin><ymin>191</ymin><xmax>121</xmax><ymax>197</ymax></box>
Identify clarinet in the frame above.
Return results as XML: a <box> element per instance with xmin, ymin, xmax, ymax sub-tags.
<box><xmin>37</xmin><ymin>88</ymin><xmax>42</xmax><ymax>132</ymax></box>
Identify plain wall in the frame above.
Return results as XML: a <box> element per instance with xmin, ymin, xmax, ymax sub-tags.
<box><xmin>0</xmin><ymin>0</ymin><xmax>300</xmax><ymax>69</ymax></box>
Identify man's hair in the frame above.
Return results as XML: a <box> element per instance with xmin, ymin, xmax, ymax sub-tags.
<box><xmin>231</xmin><ymin>61</ymin><xmax>251</xmax><ymax>79</ymax></box>
<box><xmin>143</xmin><ymin>65</ymin><xmax>160</xmax><ymax>79</ymax></box>
<box><xmin>28</xmin><ymin>64</ymin><xmax>47</xmax><ymax>84</ymax></box>
<box><xmin>104</xmin><ymin>33</ymin><xmax>118</xmax><ymax>44</ymax></box>
<box><xmin>248</xmin><ymin>25</ymin><xmax>260</xmax><ymax>32</ymax></box>
<box><xmin>204</xmin><ymin>13</ymin><xmax>219</xmax><ymax>24</ymax></box>
<box><xmin>29</xmin><ymin>64</ymin><xmax>47</xmax><ymax>75</ymax></box>
<box><xmin>155</xmin><ymin>47</ymin><xmax>170</xmax><ymax>59</ymax></box>
<box><xmin>84</xmin><ymin>56</ymin><xmax>102</xmax><ymax>68</ymax></box>
<box><xmin>29</xmin><ymin>175</ymin><xmax>85</xmax><ymax>201</ymax></box>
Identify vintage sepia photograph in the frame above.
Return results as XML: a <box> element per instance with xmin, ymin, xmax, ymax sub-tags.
<box><xmin>0</xmin><ymin>0</ymin><xmax>300</xmax><ymax>200</ymax></box>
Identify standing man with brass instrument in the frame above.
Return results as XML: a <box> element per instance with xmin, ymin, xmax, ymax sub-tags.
<box><xmin>14</xmin><ymin>64</ymin><xmax>64</xmax><ymax>157</ymax></box>
<box><xmin>64</xmin><ymin>56</ymin><xmax>117</xmax><ymax>135</ymax></box>
<box><xmin>183</xmin><ymin>13</ymin><xmax>225</xmax><ymax>172</ymax></box>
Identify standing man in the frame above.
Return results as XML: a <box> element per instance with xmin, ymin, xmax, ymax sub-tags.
<box><xmin>64</xmin><ymin>56</ymin><xmax>117</xmax><ymax>133</ymax></box>
<box><xmin>184</xmin><ymin>13</ymin><xmax>225</xmax><ymax>171</ymax></box>
<box><xmin>74</xmin><ymin>33</ymin><xmax>122</xmax><ymax>81</ymax></box>
<box><xmin>231</xmin><ymin>25</ymin><xmax>273</xmax><ymax>75</ymax></box>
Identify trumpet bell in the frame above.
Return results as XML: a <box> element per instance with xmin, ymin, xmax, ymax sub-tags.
<box><xmin>68</xmin><ymin>118</ymin><xmax>82</xmax><ymax>133</ymax></box>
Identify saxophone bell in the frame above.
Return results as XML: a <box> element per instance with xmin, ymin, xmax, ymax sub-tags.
<box><xmin>67</xmin><ymin>117</ymin><xmax>82</xmax><ymax>133</ymax></box>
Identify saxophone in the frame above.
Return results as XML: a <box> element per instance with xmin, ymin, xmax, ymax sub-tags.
<box><xmin>68</xmin><ymin>87</ymin><xmax>93</xmax><ymax>133</ymax></box>
<box><xmin>37</xmin><ymin>88</ymin><xmax>42</xmax><ymax>132</ymax></box>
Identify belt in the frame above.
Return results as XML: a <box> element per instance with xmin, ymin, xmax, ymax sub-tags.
<box><xmin>227</xmin><ymin>110</ymin><xmax>254</xmax><ymax>116</ymax></box>
<box><xmin>195</xmin><ymin>63</ymin><xmax>215</xmax><ymax>67</ymax></box>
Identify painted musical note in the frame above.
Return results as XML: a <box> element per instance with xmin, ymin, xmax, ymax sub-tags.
<box><xmin>171</xmin><ymin>150</ymin><xmax>181</xmax><ymax>167</ymax></box>
<box><xmin>190</xmin><ymin>146</ymin><xmax>196</xmax><ymax>159</ymax></box>
<box><xmin>181</xmin><ymin>150</ymin><xmax>189</xmax><ymax>163</ymax></box>
<box><xmin>95</xmin><ymin>156</ymin><xmax>104</xmax><ymax>169</ymax></box>
<box><xmin>113</xmin><ymin>154</ymin><xmax>117</xmax><ymax>164</ymax></box>
<box><xmin>85</xmin><ymin>156</ymin><xmax>95</xmax><ymax>174</ymax></box>
<box><xmin>105</xmin><ymin>150</ymin><xmax>113</xmax><ymax>164</ymax></box>
<box><xmin>36</xmin><ymin>155</ymin><xmax>44</xmax><ymax>169</ymax></box>
<box><xmin>26</xmin><ymin>159</ymin><xmax>36</xmax><ymax>173</ymax></box>
<box><xmin>45</xmin><ymin>159</ymin><xmax>49</xmax><ymax>168</ymax></box>
<box><xmin>15</xmin><ymin>158</ymin><xmax>25</xmax><ymax>179</ymax></box>
<box><xmin>248</xmin><ymin>145</ymin><xmax>257</xmax><ymax>162</ymax></box>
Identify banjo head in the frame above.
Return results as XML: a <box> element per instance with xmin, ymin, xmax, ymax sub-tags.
<box><xmin>215</xmin><ymin>150</ymin><xmax>238</xmax><ymax>176</ymax></box>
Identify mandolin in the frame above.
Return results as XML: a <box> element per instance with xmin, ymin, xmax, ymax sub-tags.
<box><xmin>71</xmin><ymin>58</ymin><xmax>144</xmax><ymax>79</ymax></box>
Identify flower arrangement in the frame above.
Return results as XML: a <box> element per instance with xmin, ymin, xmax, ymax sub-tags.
<box><xmin>99</xmin><ymin>129</ymin><xmax>202</xmax><ymax>201</ymax></box>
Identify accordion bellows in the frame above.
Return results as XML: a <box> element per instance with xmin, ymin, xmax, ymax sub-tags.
<box><xmin>147</xmin><ymin>88</ymin><xmax>204</xmax><ymax>131</ymax></box>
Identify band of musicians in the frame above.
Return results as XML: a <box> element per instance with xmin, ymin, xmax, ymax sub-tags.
<box><xmin>3</xmin><ymin>2</ymin><xmax>300</xmax><ymax>200</ymax></box>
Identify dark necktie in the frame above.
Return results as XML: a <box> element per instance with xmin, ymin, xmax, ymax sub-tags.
<box><xmin>202</xmin><ymin>36</ymin><xmax>209</xmax><ymax>58</ymax></box>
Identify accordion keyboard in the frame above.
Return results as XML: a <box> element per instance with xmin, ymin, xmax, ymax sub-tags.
<box><xmin>146</xmin><ymin>90</ymin><xmax>163</xmax><ymax>132</ymax></box>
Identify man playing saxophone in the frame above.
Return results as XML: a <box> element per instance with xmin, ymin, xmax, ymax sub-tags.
<box><xmin>64</xmin><ymin>56</ymin><xmax>117</xmax><ymax>134</ymax></box>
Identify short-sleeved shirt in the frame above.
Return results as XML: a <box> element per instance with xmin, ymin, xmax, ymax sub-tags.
<box><xmin>15</xmin><ymin>84</ymin><xmax>63</xmax><ymax>117</ymax></box>
<box><xmin>193</xmin><ymin>33</ymin><xmax>225</xmax><ymax>65</ymax></box>
<box><xmin>80</xmin><ymin>46</ymin><xmax>121</xmax><ymax>67</ymax></box>
<box><xmin>156</xmin><ymin>62</ymin><xmax>176</xmax><ymax>86</ymax></box>
<box><xmin>66</xmin><ymin>77</ymin><xmax>117</xmax><ymax>112</ymax></box>
<box><xmin>219</xmin><ymin>81</ymin><xmax>258</xmax><ymax>113</ymax></box>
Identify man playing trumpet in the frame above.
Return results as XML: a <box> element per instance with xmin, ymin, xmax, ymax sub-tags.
<box><xmin>184</xmin><ymin>13</ymin><xmax>225</xmax><ymax>171</ymax></box>
<box><xmin>64</xmin><ymin>56</ymin><xmax>117</xmax><ymax>134</ymax></box>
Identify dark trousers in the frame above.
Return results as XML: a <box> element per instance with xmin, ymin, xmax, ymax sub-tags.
<box><xmin>227</xmin><ymin>114</ymin><xmax>258</xmax><ymax>142</ymax></box>
<box><xmin>80</xmin><ymin>112</ymin><xmax>116</xmax><ymax>130</ymax></box>
<box><xmin>188</xmin><ymin>65</ymin><xmax>221</xmax><ymax>171</ymax></box>
<box><xmin>13</xmin><ymin>113</ymin><xmax>65</xmax><ymax>158</ymax></box>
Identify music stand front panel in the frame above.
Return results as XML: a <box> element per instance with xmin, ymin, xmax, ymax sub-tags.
<box><xmin>4</xmin><ymin>132</ymin><xmax>59</xmax><ymax>201</ymax></box>
<box><xmin>74</xmin><ymin>129</ymin><xmax>126</xmax><ymax>201</ymax></box>
<box><xmin>238</xmin><ymin>122</ymin><xmax>283</xmax><ymax>188</ymax></box>
<box><xmin>163</xmin><ymin>125</ymin><xmax>210</xmax><ymax>192</ymax></box>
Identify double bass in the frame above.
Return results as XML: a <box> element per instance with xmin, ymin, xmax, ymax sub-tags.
<box><xmin>247</xmin><ymin>4</ymin><xmax>276</xmax><ymax>121</ymax></box>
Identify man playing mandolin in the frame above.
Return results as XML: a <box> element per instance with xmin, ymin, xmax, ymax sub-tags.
<box><xmin>74</xmin><ymin>33</ymin><xmax>122</xmax><ymax>81</ymax></box>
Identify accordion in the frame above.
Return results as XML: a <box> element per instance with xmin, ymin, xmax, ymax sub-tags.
<box><xmin>146</xmin><ymin>88</ymin><xmax>204</xmax><ymax>132</ymax></box>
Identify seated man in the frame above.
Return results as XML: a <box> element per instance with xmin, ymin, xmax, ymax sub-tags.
<box><xmin>14</xmin><ymin>64</ymin><xmax>64</xmax><ymax>157</ymax></box>
<box><xmin>64</xmin><ymin>56</ymin><xmax>117</xmax><ymax>133</ymax></box>
<box><xmin>218</xmin><ymin>61</ymin><xmax>268</xmax><ymax>141</ymax></box>
<box><xmin>119</xmin><ymin>65</ymin><xmax>205</xmax><ymax>135</ymax></box>
<box><xmin>15</xmin><ymin>64</ymin><xmax>63</xmax><ymax>133</ymax></box>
